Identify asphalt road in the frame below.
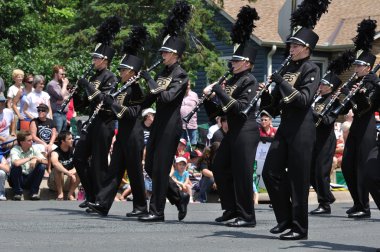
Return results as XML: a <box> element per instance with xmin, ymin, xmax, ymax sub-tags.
<box><xmin>0</xmin><ymin>201</ymin><xmax>379</xmax><ymax>252</ymax></box>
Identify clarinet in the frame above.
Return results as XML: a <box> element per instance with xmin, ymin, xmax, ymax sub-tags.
<box><xmin>111</xmin><ymin>59</ymin><xmax>162</xmax><ymax>99</ymax></box>
<box><xmin>81</xmin><ymin>80</ymin><xmax>119</xmax><ymax>134</ymax></box>
<box><xmin>59</xmin><ymin>64</ymin><xmax>94</xmax><ymax>113</ymax></box>
<box><xmin>182</xmin><ymin>68</ymin><xmax>233</xmax><ymax>124</ymax></box>
<box><xmin>332</xmin><ymin>63</ymin><xmax>380</xmax><ymax>116</ymax></box>
<box><xmin>314</xmin><ymin>72</ymin><xmax>357</xmax><ymax>126</ymax></box>
<box><xmin>81</xmin><ymin>60</ymin><xmax>163</xmax><ymax>134</ymax></box>
<box><xmin>240</xmin><ymin>55</ymin><xmax>292</xmax><ymax>118</ymax></box>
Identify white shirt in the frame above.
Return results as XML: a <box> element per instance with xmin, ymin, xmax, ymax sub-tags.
<box><xmin>7</xmin><ymin>85</ymin><xmax>24</xmax><ymax>111</ymax></box>
<box><xmin>0</xmin><ymin>108</ymin><xmax>14</xmax><ymax>138</ymax></box>
<box><xmin>25</xmin><ymin>91</ymin><xmax>50</xmax><ymax>118</ymax></box>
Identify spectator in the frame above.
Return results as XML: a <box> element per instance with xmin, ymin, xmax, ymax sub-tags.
<box><xmin>29</xmin><ymin>103</ymin><xmax>57</xmax><ymax>155</ymax></box>
<box><xmin>176</xmin><ymin>138</ymin><xmax>190</xmax><ymax>160</ymax></box>
<box><xmin>187</xmin><ymin>149</ymin><xmax>203</xmax><ymax>194</ymax></box>
<box><xmin>46</xmin><ymin>65</ymin><xmax>70</xmax><ymax>133</ymax></box>
<box><xmin>23</xmin><ymin>75</ymin><xmax>52</xmax><ymax>120</ymax></box>
<box><xmin>0</xmin><ymin>154</ymin><xmax>10</xmax><ymax>200</ymax></box>
<box><xmin>0</xmin><ymin>76</ymin><xmax>5</xmax><ymax>96</ymax></box>
<box><xmin>116</xmin><ymin>171</ymin><xmax>132</xmax><ymax>201</ymax></box>
<box><xmin>141</xmin><ymin>108</ymin><xmax>155</xmax><ymax>145</ymax></box>
<box><xmin>65</xmin><ymin>86</ymin><xmax>77</xmax><ymax>133</ymax></box>
<box><xmin>206</xmin><ymin>116</ymin><xmax>221</xmax><ymax>146</ymax></box>
<box><xmin>211</xmin><ymin>116</ymin><xmax>228</xmax><ymax>144</ymax></box>
<box><xmin>341</xmin><ymin>120</ymin><xmax>352</xmax><ymax>143</ymax></box>
<box><xmin>0</xmin><ymin>94</ymin><xmax>16</xmax><ymax>145</ymax></box>
<box><xmin>9</xmin><ymin>131</ymin><xmax>48</xmax><ymax>200</ymax></box>
<box><xmin>197</xmin><ymin>143</ymin><xmax>218</xmax><ymax>203</ymax></box>
<box><xmin>7</xmin><ymin>69</ymin><xmax>24</xmax><ymax>131</ymax></box>
<box><xmin>180</xmin><ymin>80</ymin><xmax>199</xmax><ymax>147</ymax></box>
<box><xmin>172</xmin><ymin>157</ymin><xmax>193</xmax><ymax>202</ymax></box>
<box><xmin>15</xmin><ymin>74</ymin><xmax>34</xmax><ymax>131</ymax></box>
<box><xmin>259</xmin><ymin>110</ymin><xmax>277</xmax><ymax>140</ymax></box>
<box><xmin>331</xmin><ymin>138</ymin><xmax>344</xmax><ymax>172</ymax></box>
<box><xmin>48</xmin><ymin>131</ymin><xmax>79</xmax><ymax>200</ymax></box>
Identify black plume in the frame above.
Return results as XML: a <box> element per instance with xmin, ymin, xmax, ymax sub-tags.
<box><xmin>93</xmin><ymin>16</ymin><xmax>122</xmax><ymax>45</ymax></box>
<box><xmin>230</xmin><ymin>5</ymin><xmax>260</xmax><ymax>44</ymax></box>
<box><xmin>327</xmin><ymin>49</ymin><xmax>356</xmax><ymax>75</ymax></box>
<box><xmin>122</xmin><ymin>25</ymin><xmax>148</xmax><ymax>55</ymax></box>
<box><xmin>161</xmin><ymin>0</ymin><xmax>192</xmax><ymax>39</ymax></box>
<box><xmin>291</xmin><ymin>0</ymin><xmax>331</xmax><ymax>29</ymax></box>
<box><xmin>353</xmin><ymin>18</ymin><xmax>377</xmax><ymax>52</ymax></box>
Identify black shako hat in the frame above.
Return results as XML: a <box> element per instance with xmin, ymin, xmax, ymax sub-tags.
<box><xmin>231</xmin><ymin>42</ymin><xmax>257</xmax><ymax>63</ymax></box>
<box><xmin>92</xmin><ymin>43</ymin><xmax>116</xmax><ymax>62</ymax></box>
<box><xmin>287</xmin><ymin>27</ymin><xmax>319</xmax><ymax>50</ymax></box>
<box><xmin>159</xmin><ymin>36</ymin><xmax>186</xmax><ymax>57</ymax></box>
<box><xmin>118</xmin><ymin>54</ymin><xmax>143</xmax><ymax>72</ymax></box>
<box><xmin>320</xmin><ymin>72</ymin><xmax>342</xmax><ymax>90</ymax></box>
<box><xmin>353</xmin><ymin>51</ymin><xmax>376</xmax><ymax>68</ymax></box>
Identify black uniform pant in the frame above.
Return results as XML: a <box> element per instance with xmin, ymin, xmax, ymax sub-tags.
<box><xmin>341</xmin><ymin>129</ymin><xmax>376</xmax><ymax>212</ymax></box>
<box><xmin>95</xmin><ymin>138</ymin><xmax>147</xmax><ymax>212</ymax></box>
<box><xmin>212</xmin><ymin>130</ymin><xmax>259</xmax><ymax>221</ymax></box>
<box><xmin>310</xmin><ymin>131</ymin><xmax>336</xmax><ymax>206</ymax></box>
<box><xmin>73</xmin><ymin>116</ymin><xmax>115</xmax><ymax>203</ymax></box>
<box><xmin>366</xmin><ymin>145</ymin><xmax>380</xmax><ymax>210</ymax></box>
<box><xmin>144</xmin><ymin>125</ymin><xmax>182</xmax><ymax>216</ymax></box>
<box><xmin>263</xmin><ymin>126</ymin><xmax>315</xmax><ymax>235</ymax></box>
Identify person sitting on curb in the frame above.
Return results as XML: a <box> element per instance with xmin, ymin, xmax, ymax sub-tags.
<box><xmin>48</xmin><ymin>131</ymin><xmax>80</xmax><ymax>200</ymax></box>
<box><xmin>9</xmin><ymin>131</ymin><xmax>48</xmax><ymax>200</ymax></box>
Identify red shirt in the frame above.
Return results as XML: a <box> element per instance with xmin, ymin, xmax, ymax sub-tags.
<box><xmin>259</xmin><ymin>126</ymin><xmax>277</xmax><ymax>138</ymax></box>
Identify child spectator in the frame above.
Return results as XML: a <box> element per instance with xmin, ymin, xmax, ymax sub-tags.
<box><xmin>187</xmin><ymin>149</ymin><xmax>203</xmax><ymax>195</ymax></box>
<box><xmin>176</xmin><ymin>138</ymin><xmax>190</xmax><ymax>160</ymax></box>
<box><xmin>0</xmin><ymin>154</ymin><xmax>10</xmax><ymax>200</ymax></box>
<box><xmin>117</xmin><ymin>172</ymin><xmax>132</xmax><ymax>201</ymax></box>
<box><xmin>9</xmin><ymin>131</ymin><xmax>48</xmax><ymax>200</ymax></box>
<box><xmin>259</xmin><ymin>110</ymin><xmax>277</xmax><ymax>141</ymax></box>
<box><xmin>172</xmin><ymin>157</ymin><xmax>193</xmax><ymax>202</ymax></box>
<box><xmin>48</xmin><ymin>131</ymin><xmax>79</xmax><ymax>200</ymax></box>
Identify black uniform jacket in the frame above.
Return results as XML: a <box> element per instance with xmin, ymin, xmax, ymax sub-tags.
<box><xmin>261</xmin><ymin>57</ymin><xmax>320</xmax><ymax>135</ymax></box>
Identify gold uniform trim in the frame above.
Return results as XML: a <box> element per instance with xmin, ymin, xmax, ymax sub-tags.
<box><xmin>222</xmin><ymin>98</ymin><xmax>236</xmax><ymax>112</ymax></box>
<box><xmin>283</xmin><ymin>90</ymin><xmax>299</xmax><ymax>103</ymax></box>
<box><xmin>88</xmin><ymin>90</ymin><xmax>100</xmax><ymax>101</ymax></box>
<box><xmin>151</xmin><ymin>76</ymin><xmax>173</xmax><ymax>94</ymax></box>
<box><xmin>117</xmin><ymin>106</ymin><xmax>128</xmax><ymax>119</ymax></box>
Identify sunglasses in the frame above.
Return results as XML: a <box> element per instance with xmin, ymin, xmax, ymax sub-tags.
<box><xmin>37</xmin><ymin>109</ymin><xmax>47</xmax><ymax>112</ymax></box>
<box><xmin>25</xmin><ymin>80</ymin><xmax>33</xmax><ymax>84</ymax></box>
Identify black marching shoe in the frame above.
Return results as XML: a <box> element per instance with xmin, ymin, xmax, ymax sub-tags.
<box><xmin>79</xmin><ymin>200</ymin><xmax>89</xmax><ymax>208</ymax></box>
<box><xmin>310</xmin><ymin>204</ymin><xmax>331</xmax><ymax>215</ymax></box>
<box><xmin>346</xmin><ymin>205</ymin><xmax>358</xmax><ymax>214</ymax></box>
<box><xmin>87</xmin><ymin>202</ymin><xmax>109</xmax><ymax>217</ymax></box>
<box><xmin>85</xmin><ymin>208</ymin><xmax>95</xmax><ymax>214</ymax></box>
<box><xmin>348</xmin><ymin>211</ymin><xmax>371</xmax><ymax>219</ymax></box>
<box><xmin>126</xmin><ymin>209</ymin><xmax>148</xmax><ymax>217</ymax></box>
<box><xmin>226</xmin><ymin>217</ymin><xmax>256</xmax><ymax>228</ymax></box>
<box><xmin>279</xmin><ymin>230</ymin><xmax>308</xmax><ymax>240</ymax></box>
<box><xmin>215</xmin><ymin>210</ymin><xmax>238</xmax><ymax>223</ymax></box>
<box><xmin>177</xmin><ymin>192</ymin><xmax>190</xmax><ymax>221</ymax></box>
<box><xmin>270</xmin><ymin>222</ymin><xmax>291</xmax><ymax>234</ymax></box>
<box><xmin>138</xmin><ymin>213</ymin><xmax>165</xmax><ymax>222</ymax></box>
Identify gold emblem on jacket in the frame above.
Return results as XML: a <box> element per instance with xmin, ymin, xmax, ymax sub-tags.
<box><xmin>314</xmin><ymin>103</ymin><xmax>325</xmax><ymax>113</ymax></box>
<box><xmin>116</xmin><ymin>93</ymin><xmax>127</xmax><ymax>106</ymax></box>
<box><xmin>225</xmin><ymin>84</ymin><xmax>237</xmax><ymax>96</ymax></box>
<box><xmin>283</xmin><ymin>72</ymin><xmax>300</xmax><ymax>87</ymax></box>
<box><xmin>157</xmin><ymin>77</ymin><xmax>172</xmax><ymax>90</ymax></box>
<box><xmin>91</xmin><ymin>80</ymin><xmax>101</xmax><ymax>89</ymax></box>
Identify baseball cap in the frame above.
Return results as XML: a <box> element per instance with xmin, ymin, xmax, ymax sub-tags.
<box><xmin>175</xmin><ymin>156</ymin><xmax>187</xmax><ymax>164</ymax></box>
<box><xmin>179</xmin><ymin>138</ymin><xmax>187</xmax><ymax>146</ymax></box>
<box><xmin>37</xmin><ymin>103</ymin><xmax>49</xmax><ymax>110</ymax></box>
<box><xmin>142</xmin><ymin>108</ymin><xmax>156</xmax><ymax>117</ymax></box>
<box><xmin>260</xmin><ymin>110</ymin><xmax>272</xmax><ymax>119</ymax></box>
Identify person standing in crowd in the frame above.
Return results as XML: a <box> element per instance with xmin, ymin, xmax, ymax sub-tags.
<box><xmin>203</xmin><ymin>6</ymin><xmax>260</xmax><ymax>228</ymax></box>
<box><xmin>23</xmin><ymin>75</ymin><xmax>52</xmax><ymax>119</ymax></box>
<box><xmin>48</xmin><ymin>131</ymin><xmax>79</xmax><ymax>201</ymax></box>
<box><xmin>7</xmin><ymin>69</ymin><xmax>24</xmax><ymax>132</ymax></box>
<box><xmin>337</xmin><ymin>19</ymin><xmax>379</xmax><ymax>219</ymax></box>
<box><xmin>141</xmin><ymin>108</ymin><xmax>155</xmax><ymax>145</ymax></box>
<box><xmin>47</xmin><ymin>65</ymin><xmax>70</xmax><ymax>133</ymax></box>
<box><xmin>0</xmin><ymin>76</ymin><xmax>5</xmax><ymax>96</ymax></box>
<box><xmin>87</xmin><ymin>25</ymin><xmax>148</xmax><ymax>217</ymax></box>
<box><xmin>137</xmin><ymin>1</ymin><xmax>192</xmax><ymax>222</ymax></box>
<box><xmin>73</xmin><ymin>16</ymin><xmax>121</xmax><ymax>211</ymax></box>
<box><xmin>9</xmin><ymin>131</ymin><xmax>48</xmax><ymax>200</ymax></box>
<box><xmin>180</xmin><ymin>80</ymin><xmax>199</xmax><ymax>148</ymax></box>
<box><xmin>14</xmin><ymin>74</ymin><xmax>34</xmax><ymax>131</ymax></box>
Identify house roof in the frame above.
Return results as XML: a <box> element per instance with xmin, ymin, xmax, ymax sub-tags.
<box><xmin>211</xmin><ymin>0</ymin><xmax>380</xmax><ymax>50</ymax></box>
